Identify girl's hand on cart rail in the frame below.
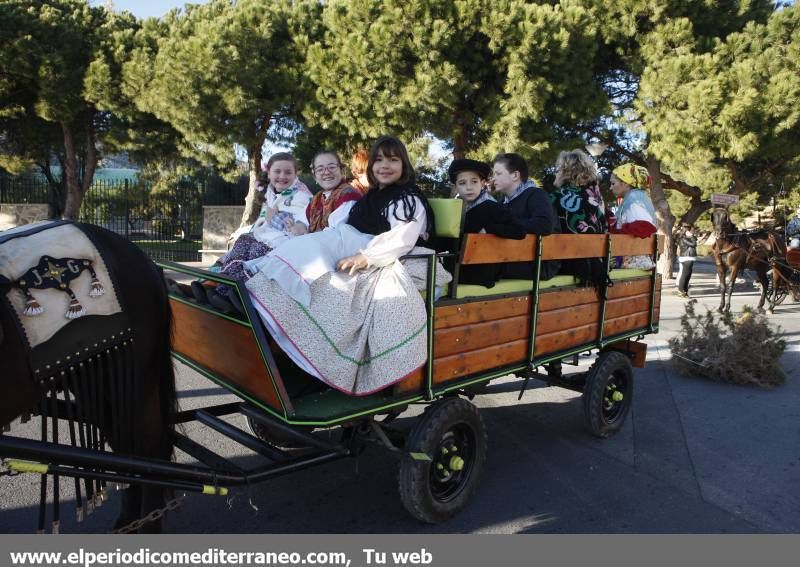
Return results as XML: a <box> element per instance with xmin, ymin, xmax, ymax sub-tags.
<box><xmin>337</xmin><ymin>253</ymin><xmax>370</xmax><ymax>275</ymax></box>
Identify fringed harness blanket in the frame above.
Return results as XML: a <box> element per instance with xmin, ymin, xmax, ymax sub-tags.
<box><xmin>0</xmin><ymin>221</ymin><xmax>137</xmax><ymax>530</ymax></box>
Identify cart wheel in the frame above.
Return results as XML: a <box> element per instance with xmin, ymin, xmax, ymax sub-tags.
<box><xmin>398</xmin><ymin>397</ymin><xmax>487</xmax><ymax>524</ymax></box>
<box><xmin>582</xmin><ymin>351</ymin><xmax>634</xmax><ymax>438</ymax></box>
<box><xmin>766</xmin><ymin>279</ymin><xmax>788</xmax><ymax>306</ymax></box>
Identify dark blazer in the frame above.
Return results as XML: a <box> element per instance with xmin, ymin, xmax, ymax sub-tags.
<box><xmin>459</xmin><ymin>200</ymin><xmax>526</xmax><ymax>287</ymax></box>
<box><xmin>500</xmin><ymin>186</ymin><xmax>560</xmax><ymax>280</ymax></box>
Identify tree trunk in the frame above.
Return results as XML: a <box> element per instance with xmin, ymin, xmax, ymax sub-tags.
<box><xmin>238</xmin><ymin>115</ymin><xmax>270</xmax><ymax>229</ymax></box>
<box><xmin>60</xmin><ymin>115</ymin><xmax>98</xmax><ymax>221</ymax></box>
<box><xmin>679</xmin><ymin>199</ymin><xmax>710</xmax><ymax>227</ymax></box>
<box><xmin>646</xmin><ymin>156</ymin><xmax>676</xmax><ymax>280</ymax></box>
<box><xmin>240</xmin><ymin>141</ymin><xmax>266</xmax><ymax>228</ymax></box>
<box><xmin>39</xmin><ymin>162</ymin><xmax>66</xmax><ymax>219</ymax></box>
<box><xmin>81</xmin><ymin>114</ymin><xmax>98</xmax><ymax>198</ymax></box>
<box><xmin>61</xmin><ymin>123</ymin><xmax>83</xmax><ymax>220</ymax></box>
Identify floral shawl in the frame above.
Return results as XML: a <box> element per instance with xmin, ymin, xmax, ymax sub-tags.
<box><xmin>306</xmin><ymin>181</ymin><xmax>362</xmax><ymax>233</ymax></box>
<box><xmin>549</xmin><ymin>183</ymin><xmax>607</xmax><ymax>234</ymax></box>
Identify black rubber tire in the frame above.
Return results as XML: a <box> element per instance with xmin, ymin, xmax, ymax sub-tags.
<box><xmin>398</xmin><ymin>397</ymin><xmax>487</xmax><ymax>524</ymax></box>
<box><xmin>582</xmin><ymin>351</ymin><xmax>634</xmax><ymax>439</ymax></box>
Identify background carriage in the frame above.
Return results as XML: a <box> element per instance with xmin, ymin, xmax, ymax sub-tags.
<box><xmin>1</xmin><ymin>200</ymin><xmax>662</xmax><ymax>527</ymax></box>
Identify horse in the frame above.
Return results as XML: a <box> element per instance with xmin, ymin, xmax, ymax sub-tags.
<box><xmin>0</xmin><ymin>221</ymin><xmax>176</xmax><ymax>533</ymax></box>
<box><xmin>710</xmin><ymin>207</ymin><xmax>784</xmax><ymax>313</ymax></box>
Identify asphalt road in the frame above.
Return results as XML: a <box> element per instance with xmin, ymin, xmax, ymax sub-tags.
<box><xmin>2</xmin><ymin>260</ymin><xmax>799</xmax><ymax>533</ymax></box>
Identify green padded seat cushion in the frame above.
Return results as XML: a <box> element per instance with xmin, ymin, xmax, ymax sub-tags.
<box><xmin>609</xmin><ymin>268</ymin><xmax>652</xmax><ymax>280</ymax></box>
<box><xmin>453</xmin><ymin>269</ymin><xmax>652</xmax><ymax>299</ymax></box>
<box><xmin>455</xmin><ymin>275</ymin><xmax>577</xmax><ymax>299</ymax></box>
<box><xmin>428</xmin><ymin>198</ymin><xmax>463</xmax><ymax>239</ymax></box>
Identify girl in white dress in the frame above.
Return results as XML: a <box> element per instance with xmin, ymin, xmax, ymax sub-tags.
<box><xmin>245</xmin><ymin>137</ymin><xmax>441</xmax><ymax>395</ymax></box>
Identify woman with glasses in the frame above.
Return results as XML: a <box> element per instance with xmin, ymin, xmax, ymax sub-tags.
<box><xmin>305</xmin><ymin>150</ymin><xmax>363</xmax><ymax>232</ymax></box>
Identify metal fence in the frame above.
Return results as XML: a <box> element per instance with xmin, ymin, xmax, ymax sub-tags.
<box><xmin>0</xmin><ymin>174</ymin><xmax>248</xmax><ymax>262</ymax></box>
<box><xmin>1</xmin><ymin>172</ymin><xmax>453</xmax><ymax>261</ymax></box>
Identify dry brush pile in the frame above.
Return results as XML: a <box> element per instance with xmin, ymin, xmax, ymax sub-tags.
<box><xmin>668</xmin><ymin>301</ymin><xmax>787</xmax><ymax>388</ymax></box>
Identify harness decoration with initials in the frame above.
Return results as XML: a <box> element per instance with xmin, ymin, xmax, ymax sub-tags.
<box><xmin>14</xmin><ymin>256</ymin><xmax>105</xmax><ymax>319</ymax></box>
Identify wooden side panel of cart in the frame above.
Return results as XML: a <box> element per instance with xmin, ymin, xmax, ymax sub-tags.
<box><xmin>395</xmin><ymin>232</ymin><xmax>662</xmax><ymax>395</ymax></box>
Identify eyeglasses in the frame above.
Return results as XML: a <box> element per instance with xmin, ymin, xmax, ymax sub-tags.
<box><xmin>313</xmin><ymin>164</ymin><xmax>340</xmax><ymax>175</ymax></box>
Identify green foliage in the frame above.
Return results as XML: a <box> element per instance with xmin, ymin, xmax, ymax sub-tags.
<box><xmin>637</xmin><ymin>5</ymin><xmax>800</xmax><ymax>197</ymax></box>
<box><xmin>481</xmin><ymin>0</ymin><xmax>608</xmax><ymax>166</ymax></box>
<box><xmin>668</xmin><ymin>301</ymin><xmax>786</xmax><ymax>388</ymax></box>
<box><xmin>2</xmin><ymin>0</ymin><xmax>795</xmax><ymax>226</ymax></box>
<box><xmin>126</xmin><ymin>0</ymin><xmax>317</xmax><ymax>170</ymax></box>
<box><xmin>303</xmin><ymin>0</ymin><xmax>607</xmax><ymax>168</ymax></box>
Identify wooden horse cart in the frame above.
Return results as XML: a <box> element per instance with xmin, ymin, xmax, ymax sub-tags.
<box><xmin>1</xmin><ymin>199</ymin><xmax>662</xmax><ymax>525</ymax></box>
<box><xmin>769</xmin><ymin>247</ymin><xmax>800</xmax><ymax>306</ymax></box>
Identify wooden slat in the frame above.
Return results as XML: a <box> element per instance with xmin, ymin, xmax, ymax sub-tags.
<box><xmin>603</xmin><ymin>310</ymin><xmax>658</xmax><ymax>337</ymax></box>
<box><xmin>540</xmin><ymin>234</ymin><xmax>607</xmax><ymax>260</ymax></box>
<box><xmin>533</xmin><ymin>309</ymin><xmax>660</xmax><ymax>358</ymax></box>
<box><xmin>538</xmin><ymin>285</ymin><xmax>598</xmax><ymax>311</ymax></box>
<box><xmin>534</xmin><ymin>323</ymin><xmax>598</xmax><ymax>356</ymax></box>
<box><xmin>460</xmin><ymin>234</ymin><xmax>537</xmax><ymax>264</ymax></box>
<box><xmin>434</xmin><ymin>295</ymin><xmax>530</xmax><ymax>329</ymax></box>
<box><xmin>433</xmin><ymin>279</ymin><xmax>661</xmax><ymax>357</ymax></box>
<box><xmin>536</xmin><ymin>303</ymin><xmax>598</xmax><ymax>335</ymax></box>
<box><xmin>460</xmin><ymin>233</ymin><xmax>659</xmax><ymax>264</ymax></box>
<box><xmin>610</xmin><ymin>234</ymin><xmax>658</xmax><ymax>257</ymax></box>
<box><xmin>605</xmin><ymin>294</ymin><xmax>652</xmax><ymax>319</ymax></box>
<box><xmin>608</xmin><ymin>277</ymin><xmax>660</xmax><ymax>301</ymax></box>
<box><xmin>170</xmin><ymin>299</ymin><xmax>285</xmax><ymax>413</ymax></box>
<box><xmin>432</xmin><ymin>297</ymin><xmax>658</xmax><ymax>361</ymax></box>
<box><xmin>537</xmin><ymin>277</ymin><xmax>657</xmax><ymax>311</ymax></box>
<box><xmin>406</xmin><ymin>307</ymin><xmax>661</xmax><ymax>391</ymax></box>
<box><xmin>435</xmin><ymin>275</ymin><xmax>658</xmax><ymax>331</ymax></box>
<box><xmin>432</xmin><ymin>340</ymin><xmax>527</xmax><ymax>384</ymax></box>
<box><xmin>434</xmin><ymin>315</ymin><xmax>529</xmax><ymax>358</ymax></box>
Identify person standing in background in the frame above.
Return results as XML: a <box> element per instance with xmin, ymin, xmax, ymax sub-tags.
<box><xmin>676</xmin><ymin>223</ymin><xmax>698</xmax><ymax>298</ymax></box>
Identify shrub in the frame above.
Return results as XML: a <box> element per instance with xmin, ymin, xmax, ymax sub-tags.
<box><xmin>668</xmin><ymin>301</ymin><xmax>787</xmax><ymax>388</ymax></box>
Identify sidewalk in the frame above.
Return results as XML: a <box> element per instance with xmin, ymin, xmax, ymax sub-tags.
<box><xmin>632</xmin><ymin>259</ymin><xmax>800</xmax><ymax>531</ymax></box>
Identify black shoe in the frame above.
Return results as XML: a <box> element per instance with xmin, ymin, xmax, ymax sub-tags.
<box><xmin>191</xmin><ymin>281</ymin><xmax>210</xmax><ymax>304</ymax></box>
<box><xmin>208</xmin><ymin>291</ymin><xmax>235</xmax><ymax>314</ymax></box>
<box><xmin>166</xmin><ymin>278</ymin><xmax>190</xmax><ymax>298</ymax></box>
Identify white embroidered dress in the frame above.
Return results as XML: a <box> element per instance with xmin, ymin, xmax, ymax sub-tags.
<box><xmin>229</xmin><ymin>180</ymin><xmax>313</xmax><ymax>249</ymax></box>
<box><xmin>244</xmin><ymin>198</ymin><xmax>433</xmax><ymax>395</ymax></box>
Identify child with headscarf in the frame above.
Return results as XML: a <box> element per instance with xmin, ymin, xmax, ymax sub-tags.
<box><xmin>609</xmin><ymin>163</ymin><xmax>657</xmax><ymax>269</ymax></box>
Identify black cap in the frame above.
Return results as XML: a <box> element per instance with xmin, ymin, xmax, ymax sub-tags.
<box><xmin>448</xmin><ymin>158</ymin><xmax>491</xmax><ymax>183</ymax></box>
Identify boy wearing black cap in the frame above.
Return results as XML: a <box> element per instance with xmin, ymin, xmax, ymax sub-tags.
<box><xmin>449</xmin><ymin>158</ymin><xmax>525</xmax><ymax>287</ymax></box>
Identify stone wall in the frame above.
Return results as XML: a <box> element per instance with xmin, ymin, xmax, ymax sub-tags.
<box><xmin>0</xmin><ymin>204</ymin><xmax>49</xmax><ymax>231</ymax></box>
<box><xmin>202</xmin><ymin>205</ymin><xmax>244</xmax><ymax>264</ymax></box>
